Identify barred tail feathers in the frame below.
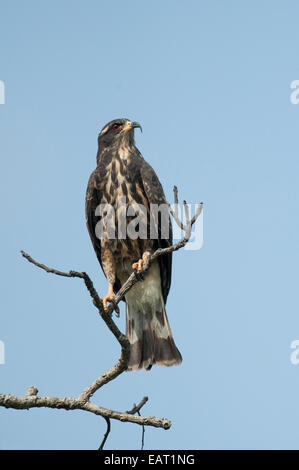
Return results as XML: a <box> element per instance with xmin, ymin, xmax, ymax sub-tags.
<box><xmin>125</xmin><ymin>268</ymin><xmax>182</xmax><ymax>371</ymax></box>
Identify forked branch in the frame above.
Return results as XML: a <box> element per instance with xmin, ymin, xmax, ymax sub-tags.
<box><xmin>0</xmin><ymin>186</ymin><xmax>203</xmax><ymax>449</ymax></box>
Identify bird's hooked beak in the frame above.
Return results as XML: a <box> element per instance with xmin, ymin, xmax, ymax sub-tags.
<box><xmin>131</xmin><ymin>121</ymin><xmax>142</xmax><ymax>133</ymax></box>
<box><xmin>123</xmin><ymin>120</ymin><xmax>143</xmax><ymax>133</ymax></box>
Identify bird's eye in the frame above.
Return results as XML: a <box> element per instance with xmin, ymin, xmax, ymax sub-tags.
<box><xmin>113</xmin><ymin>123</ymin><xmax>120</xmax><ymax>130</ymax></box>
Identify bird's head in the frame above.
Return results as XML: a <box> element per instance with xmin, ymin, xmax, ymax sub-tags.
<box><xmin>97</xmin><ymin>118</ymin><xmax>142</xmax><ymax>152</ymax></box>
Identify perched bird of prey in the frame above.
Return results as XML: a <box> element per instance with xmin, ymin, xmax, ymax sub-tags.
<box><xmin>85</xmin><ymin>118</ymin><xmax>182</xmax><ymax>370</ymax></box>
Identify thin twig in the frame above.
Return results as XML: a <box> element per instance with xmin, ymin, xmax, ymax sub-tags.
<box><xmin>98</xmin><ymin>417</ymin><xmax>111</xmax><ymax>450</ymax></box>
<box><xmin>127</xmin><ymin>396</ymin><xmax>148</xmax><ymax>415</ymax></box>
<box><xmin>20</xmin><ymin>251</ymin><xmax>84</xmax><ymax>278</ymax></box>
<box><xmin>127</xmin><ymin>397</ymin><xmax>148</xmax><ymax>450</ymax></box>
<box><xmin>138</xmin><ymin>410</ymin><xmax>145</xmax><ymax>450</ymax></box>
<box><xmin>97</xmin><ymin>396</ymin><xmax>149</xmax><ymax>450</ymax></box>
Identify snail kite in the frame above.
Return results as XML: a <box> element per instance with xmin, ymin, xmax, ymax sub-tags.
<box><xmin>85</xmin><ymin>118</ymin><xmax>182</xmax><ymax>370</ymax></box>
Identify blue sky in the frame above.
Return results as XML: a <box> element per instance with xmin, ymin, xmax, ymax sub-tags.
<box><xmin>1</xmin><ymin>0</ymin><xmax>299</xmax><ymax>450</ymax></box>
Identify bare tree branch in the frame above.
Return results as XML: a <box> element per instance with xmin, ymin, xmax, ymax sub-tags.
<box><xmin>98</xmin><ymin>396</ymin><xmax>149</xmax><ymax>450</ymax></box>
<box><xmin>126</xmin><ymin>397</ymin><xmax>149</xmax><ymax>450</ymax></box>
<box><xmin>127</xmin><ymin>396</ymin><xmax>149</xmax><ymax>415</ymax></box>
<box><xmin>1</xmin><ymin>186</ymin><xmax>203</xmax><ymax>447</ymax></box>
<box><xmin>0</xmin><ymin>392</ymin><xmax>170</xmax><ymax>428</ymax></box>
